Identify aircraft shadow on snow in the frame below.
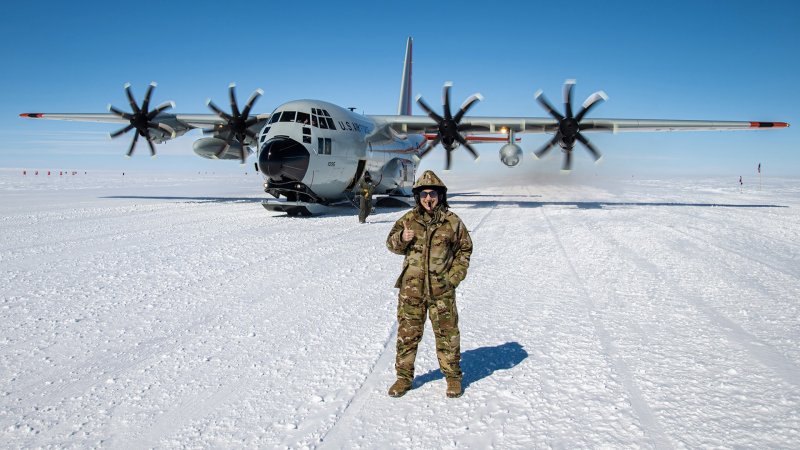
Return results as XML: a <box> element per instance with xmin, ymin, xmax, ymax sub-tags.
<box><xmin>447</xmin><ymin>193</ymin><xmax>787</xmax><ymax>209</ymax></box>
<box><xmin>102</xmin><ymin>195</ymin><xmax>265</xmax><ymax>204</ymax></box>
<box><xmin>101</xmin><ymin>193</ymin><xmax>787</xmax><ymax>212</ymax></box>
<box><xmin>413</xmin><ymin>341</ymin><xmax>528</xmax><ymax>392</ymax></box>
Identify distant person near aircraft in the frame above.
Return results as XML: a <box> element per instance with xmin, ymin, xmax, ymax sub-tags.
<box><xmin>357</xmin><ymin>171</ymin><xmax>375</xmax><ymax>224</ymax></box>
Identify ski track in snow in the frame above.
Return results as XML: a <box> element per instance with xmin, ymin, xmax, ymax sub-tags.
<box><xmin>1</xmin><ymin>172</ymin><xmax>799</xmax><ymax>448</ymax></box>
<box><xmin>538</xmin><ymin>203</ymin><xmax>672</xmax><ymax>449</ymax></box>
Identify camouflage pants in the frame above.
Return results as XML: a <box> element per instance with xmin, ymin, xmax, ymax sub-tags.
<box><xmin>395</xmin><ymin>291</ymin><xmax>462</xmax><ymax>381</ymax></box>
<box><xmin>359</xmin><ymin>197</ymin><xmax>372</xmax><ymax>223</ymax></box>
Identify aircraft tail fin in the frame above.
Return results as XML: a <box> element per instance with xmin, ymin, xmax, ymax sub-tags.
<box><xmin>397</xmin><ymin>37</ymin><xmax>413</xmax><ymax>116</ymax></box>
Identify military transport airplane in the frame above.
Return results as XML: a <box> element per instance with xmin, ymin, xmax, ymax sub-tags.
<box><xmin>20</xmin><ymin>37</ymin><xmax>789</xmax><ymax>216</ymax></box>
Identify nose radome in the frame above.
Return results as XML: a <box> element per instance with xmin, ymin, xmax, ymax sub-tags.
<box><xmin>258</xmin><ymin>137</ymin><xmax>310</xmax><ymax>181</ymax></box>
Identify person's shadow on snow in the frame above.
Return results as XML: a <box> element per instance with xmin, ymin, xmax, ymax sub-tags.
<box><xmin>413</xmin><ymin>342</ymin><xmax>527</xmax><ymax>391</ymax></box>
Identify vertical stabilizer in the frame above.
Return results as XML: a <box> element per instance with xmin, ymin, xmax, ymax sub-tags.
<box><xmin>397</xmin><ymin>37</ymin><xmax>413</xmax><ymax>116</ymax></box>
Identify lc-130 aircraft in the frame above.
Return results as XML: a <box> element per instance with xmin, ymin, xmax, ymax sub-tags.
<box><xmin>21</xmin><ymin>38</ymin><xmax>788</xmax><ymax>216</ymax></box>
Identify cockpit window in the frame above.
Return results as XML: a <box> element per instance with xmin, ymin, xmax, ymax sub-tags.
<box><xmin>296</xmin><ymin>112</ymin><xmax>310</xmax><ymax>125</ymax></box>
<box><xmin>268</xmin><ymin>112</ymin><xmax>281</xmax><ymax>124</ymax></box>
<box><xmin>279</xmin><ymin>111</ymin><xmax>296</xmax><ymax>122</ymax></box>
<box><xmin>310</xmin><ymin>108</ymin><xmax>336</xmax><ymax>130</ymax></box>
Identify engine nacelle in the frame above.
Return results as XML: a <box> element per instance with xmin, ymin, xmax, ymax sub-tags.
<box><xmin>192</xmin><ymin>137</ymin><xmax>245</xmax><ymax>160</ymax></box>
<box><xmin>499</xmin><ymin>143</ymin><xmax>522</xmax><ymax>167</ymax></box>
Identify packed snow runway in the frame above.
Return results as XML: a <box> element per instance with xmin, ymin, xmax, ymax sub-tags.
<box><xmin>1</xmin><ymin>170</ymin><xmax>799</xmax><ymax>448</ymax></box>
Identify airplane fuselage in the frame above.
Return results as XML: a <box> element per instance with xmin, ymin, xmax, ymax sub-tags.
<box><xmin>257</xmin><ymin>100</ymin><xmax>421</xmax><ymax>204</ymax></box>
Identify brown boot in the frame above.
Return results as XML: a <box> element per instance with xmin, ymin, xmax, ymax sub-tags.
<box><xmin>388</xmin><ymin>378</ymin><xmax>412</xmax><ymax>397</ymax></box>
<box><xmin>446</xmin><ymin>378</ymin><xmax>462</xmax><ymax>398</ymax></box>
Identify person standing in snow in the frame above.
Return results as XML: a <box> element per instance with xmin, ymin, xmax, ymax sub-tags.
<box><xmin>385</xmin><ymin>170</ymin><xmax>473</xmax><ymax>398</ymax></box>
<box><xmin>357</xmin><ymin>171</ymin><xmax>375</xmax><ymax>223</ymax></box>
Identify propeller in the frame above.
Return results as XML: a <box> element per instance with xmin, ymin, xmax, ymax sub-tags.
<box><xmin>533</xmin><ymin>79</ymin><xmax>608</xmax><ymax>172</ymax></box>
<box><xmin>108</xmin><ymin>82</ymin><xmax>176</xmax><ymax>157</ymax></box>
<box><xmin>205</xmin><ymin>83</ymin><xmax>263</xmax><ymax>164</ymax></box>
<box><xmin>415</xmin><ymin>82</ymin><xmax>483</xmax><ymax>170</ymax></box>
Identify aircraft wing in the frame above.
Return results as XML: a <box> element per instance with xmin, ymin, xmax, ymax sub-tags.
<box><xmin>19</xmin><ymin>112</ymin><xmax>271</xmax><ymax>138</ymax></box>
<box><xmin>370</xmin><ymin>115</ymin><xmax>788</xmax><ymax>135</ymax></box>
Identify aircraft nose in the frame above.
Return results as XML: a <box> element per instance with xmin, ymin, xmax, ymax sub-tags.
<box><xmin>258</xmin><ymin>137</ymin><xmax>310</xmax><ymax>181</ymax></box>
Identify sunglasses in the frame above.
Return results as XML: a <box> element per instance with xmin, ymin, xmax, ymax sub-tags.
<box><xmin>419</xmin><ymin>190</ymin><xmax>438</xmax><ymax>199</ymax></box>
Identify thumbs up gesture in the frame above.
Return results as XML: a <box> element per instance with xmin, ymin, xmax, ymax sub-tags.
<box><xmin>402</xmin><ymin>221</ymin><xmax>415</xmax><ymax>242</ymax></box>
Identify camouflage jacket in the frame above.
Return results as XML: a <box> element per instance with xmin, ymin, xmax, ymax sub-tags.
<box><xmin>386</xmin><ymin>206</ymin><xmax>473</xmax><ymax>297</ymax></box>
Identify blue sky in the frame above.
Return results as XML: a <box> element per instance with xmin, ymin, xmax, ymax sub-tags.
<box><xmin>1</xmin><ymin>0</ymin><xmax>797</xmax><ymax>178</ymax></box>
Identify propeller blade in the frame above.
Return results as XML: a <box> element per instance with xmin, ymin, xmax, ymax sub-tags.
<box><xmin>241</xmin><ymin>88</ymin><xmax>263</xmax><ymax>118</ymax></box>
<box><xmin>213</xmin><ymin>141</ymin><xmax>230</xmax><ymax>159</ymax></box>
<box><xmin>445</xmin><ymin>148</ymin><xmax>452</xmax><ymax>171</ymax></box>
<box><xmin>575</xmin><ymin>133</ymin><xmax>602</xmax><ymax>162</ymax></box>
<box><xmin>207</xmin><ymin>99</ymin><xmax>232</xmax><ymax>121</ymax></box>
<box><xmin>141</xmin><ymin>81</ymin><xmax>156</xmax><ymax>113</ymax></box>
<box><xmin>146</xmin><ymin>137</ymin><xmax>156</xmax><ymax>157</ymax></box>
<box><xmin>240</xmin><ymin>146</ymin><xmax>247</xmax><ymax>164</ymax></box>
<box><xmin>454</xmin><ymin>134</ymin><xmax>479</xmax><ymax>160</ymax></box>
<box><xmin>575</xmin><ymin>91</ymin><xmax>608</xmax><ymax>122</ymax></box>
<box><xmin>562</xmin><ymin>150</ymin><xmax>572</xmax><ymax>172</ymax></box>
<box><xmin>148</xmin><ymin>101</ymin><xmax>175</xmax><ymax>118</ymax></box>
<box><xmin>108</xmin><ymin>105</ymin><xmax>132</xmax><ymax>120</ymax></box>
<box><xmin>564</xmin><ymin>79</ymin><xmax>575</xmax><ymax>118</ymax></box>
<box><xmin>534</xmin><ymin>135</ymin><xmax>560</xmax><ymax>159</ymax></box>
<box><xmin>534</xmin><ymin>90</ymin><xmax>564</xmax><ymax>121</ymax></box>
<box><xmin>415</xmin><ymin>95</ymin><xmax>444</xmax><ymax>123</ymax></box>
<box><xmin>124</xmin><ymin>83</ymin><xmax>140</xmax><ymax>114</ymax></box>
<box><xmin>228</xmin><ymin>83</ymin><xmax>240</xmax><ymax>117</ymax></box>
<box><xmin>245</xmin><ymin>129</ymin><xmax>258</xmax><ymax>140</ymax></box>
<box><xmin>453</xmin><ymin>93</ymin><xmax>483</xmax><ymax>123</ymax></box>
<box><xmin>110</xmin><ymin>123</ymin><xmax>134</xmax><ymax>138</ymax></box>
<box><xmin>155</xmin><ymin>122</ymin><xmax>176</xmax><ymax>139</ymax></box>
<box><xmin>126</xmin><ymin>132</ymin><xmax>139</xmax><ymax>157</ymax></box>
<box><xmin>419</xmin><ymin>136</ymin><xmax>441</xmax><ymax>158</ymax></box>
<box><xmin>442</xmin><ymin>82</ymin><xmax>453</xmax><ymax>121</ymax></box>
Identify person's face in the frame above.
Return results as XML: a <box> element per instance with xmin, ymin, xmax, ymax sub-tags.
<box><xmin>420</xmin><ymin>189</ymin><xmax>439</xmax><ymax>212</ymax></box>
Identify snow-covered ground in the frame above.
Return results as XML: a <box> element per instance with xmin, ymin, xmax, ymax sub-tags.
<box><xmin>1</xmin><ymin>169</ymin><xmax>799</xmax><ymax>448</ymax></box>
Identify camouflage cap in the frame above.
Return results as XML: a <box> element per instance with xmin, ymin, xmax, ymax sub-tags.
<box><xmin>412</xmin><ymin>170</ymin><xmax>447</xmax><ymax>194</ymax></box>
